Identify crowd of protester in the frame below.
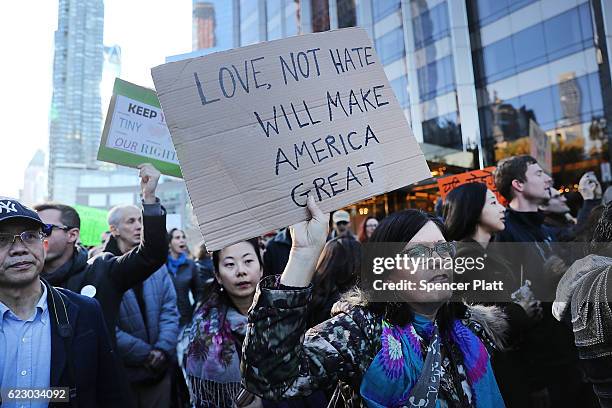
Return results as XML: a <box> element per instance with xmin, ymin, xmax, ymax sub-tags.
<box><xmin>1</xmin><ymin>156</ymin><xmax>612</xmax><ymax>407</ymax></box>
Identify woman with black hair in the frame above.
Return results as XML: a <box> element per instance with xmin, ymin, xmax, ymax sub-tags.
<box><xmin>167</xmin><ymin>228</ymin><xmax>204</xmax><ymax>329</ymax></box>
<box><xmin>442</xmin><ymin>183</ymin><xmax>542</xmax><ymax>317</ymax></box>
<box><xmin>308</xmin><ymin>237</ymin><xmax>362</xmax><ymax>327</ymax></box>
<box><xmin>181</xmin><ymin>238</ymin><xmax>265</xmax><ymax>408</ymax></box>
<box><xmin>243</xmin><ymin>196</ymin><xmax>507</xmax><ymax>407</ymax></box>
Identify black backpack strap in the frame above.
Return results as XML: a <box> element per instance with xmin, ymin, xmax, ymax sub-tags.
<box><xmin>46</xmin><ymin>282</ymin><xmax>79</xmax><ymax>408</ymax></box>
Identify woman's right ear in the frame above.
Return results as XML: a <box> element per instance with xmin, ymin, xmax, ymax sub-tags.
<box><xmin>214</xmin><ymin>271</ymin><xmax>222</xmax><ymax>286</ymax></box>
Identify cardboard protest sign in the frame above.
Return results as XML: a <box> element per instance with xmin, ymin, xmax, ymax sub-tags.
<box><xmin>529</xmin><ymin>119</ymin><xmax>552</xmax><ymax>174</ymax></box>
<box><xmin>73</xmin><ymin>205</ymin><xmax>109</xmax><ymax>247</ymax></box>
<box><xmin>152</xmin><ymin>28</ymin><xmax>430</xmax><ymax>250</ymax></box>
<box><xmin>98</xmin><ymin>78</ymin><xmax>182</xmax><ymax>178</ymax></box>
<box><xmin>437</xmin><ymin>167</ymin><xmax>507</xmax><ymax>205</ymax></box>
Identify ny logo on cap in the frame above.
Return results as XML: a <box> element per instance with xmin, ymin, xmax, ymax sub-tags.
<box><xmin>0</xmin><ymin>201</ymin><xmax>17</xmax><ymax>214</ymax></box>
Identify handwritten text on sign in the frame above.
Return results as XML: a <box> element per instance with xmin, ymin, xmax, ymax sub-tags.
<box><xmin>97</xmin><ymin>78</ymin><xmax>182</xmax><ymax>178</ymax></box>
<box><xmin>437</xmin><ymin>167</ymin><xmax>507</xmax><ymax>206</ymax></box>
<box><xmin>152</xmin><ymin>28</ymin><xmax>430</xmax><ymax>250</ymax></box>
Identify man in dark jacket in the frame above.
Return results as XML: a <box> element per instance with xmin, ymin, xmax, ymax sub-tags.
<box><xmin>0</xmin><ymin>197</ymin><xmax>122</xmax><ymax>407</ymax></box>
<box><xmin>104</xmin><ymin>216</ymin><xmax>179</xmax><ymax>408</ymax></box>
<box><xmin>576</xmin><ymin>171</ymin><xmax>602</xmax><ymax>234</ymax></box>
<box><xmin>263</xmin><ymin>228</ymin><xmax>292</xmax><ymax>277</ymax></box>
<box><xmin>34</xmin><ymin>163</ymin><xmax>167</xmax><ymax>346</ymax></box>
<box><xmin>194</xmin><ymin>240</ymin><xmax>214</xmax><ymax>285</ymax></box>
<box><xmin>494</xmin><ymin>155</ymin><xmax>587</xmax><ymax>408</ymax></box>
<box><xmin>541</xmin><ymin>188</ymin><xmax>576</xmax><ymax>242</ymax></box>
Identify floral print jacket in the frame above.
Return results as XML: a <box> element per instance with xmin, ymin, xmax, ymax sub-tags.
<box><xmin>242</xmin><ymin>276</ymin><xmax>507</xmax><ymax>407</ymax></box>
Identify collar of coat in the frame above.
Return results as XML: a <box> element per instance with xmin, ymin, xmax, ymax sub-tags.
<box><xmin>330</xmin><ymin>288</ymin><xmax>509</xmax><ymax>351</ymax></box>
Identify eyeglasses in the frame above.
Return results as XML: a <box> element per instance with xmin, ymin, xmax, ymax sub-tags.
<box><xmin>401</xmin><ymin>241</ymin><xmax>456</xmax><ymax>258</ymax></box>
<box><xmin>0</xmin><ymin>231</ymin><xmax>45</xmax><ymax>250</ymax></box>
<box><xmin>47</xmin><ymin>224</ymin><xmax>73</xmax><ymax>232</ymax></box>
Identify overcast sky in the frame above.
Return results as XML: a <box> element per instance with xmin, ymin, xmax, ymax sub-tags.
<box><xmin>0</xmin><ymin>0</ymin><xmax>192</xmax><ymax>198</ymax></box>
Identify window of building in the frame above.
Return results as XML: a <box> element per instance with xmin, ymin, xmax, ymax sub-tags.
<box><xmin>374</xmin><ymin>27</ymin><xmax>405</xmax><ymax>65</ymax></box>
<box><xmin>480</xmin><ymin>71</ymin><xmax>605</xmax><ymax>144</ymax></box>
<box><xmin>422</xmin><ymin>112</ymin><xmax>462</xmax><ymax>149</ymax></box>
<box><xmin>481</xmin><ymin>36</ymin><xmax>514</xmax><ymax>83</ymax></box>
<box><xmin>519</xmin><ymin>86</ymin><xmax>556</xmax><ymax>129</ymax></box>
<box><xmin>479</xmin><ymin>4</ymin><xmax>595</xmax><ymax>84</ymax></box>
<box><xmin>390</xmin><ymin>75</ymin><xmax>410</xmax><ymax>108</ymax></box>
<box><xmin>585</xmin><ymin>72</ymin><xmax>604</xmax><ymax>118</ymax></box>
<box><xmin>413</xmin><ymin>2</ymin><xmax>450</xmax><ymax>49</ymax></box>
<box><xmin>468</xmin><ymin>0</ymin><xmax>537</xmax><ymax>29</ymax></box>
<box><xmin>512</xmin><ymin>23</ymin><xmax>546</xmax><ymax>73</ymax></box>
<box><xmin>311</xmin><ymin>0</ymin><xmax>330</xmax><ymax>32</ymax></box>
<box><xmin>372</xmin><ymin>0</ymin><xmax>400</xmax><ymax>22</ymax></box>
<box><xmin>285</xmin><ymin>0</ymin><xmax>300</xmax><ymax>36</ymax></box>
<box><xmin>266</xmin><ymin>0</ymin><xmax>282</xmax><ymax>40</ymax></box>
<box><xmin>551</xmin><ymin>72</ymin><xmax>604</xmax><ymax>126</ymax></box>
<box><xmin>193</xmin><ymin>0</ymin><xmax>235</xmax><ymax>50</ymax></box>
<box><xmin>417</xmin><ymin>55</ymin><xmax>455</xmax><ymax>102</ymax></box>
<box><xmin>240</xmin><ymin>0</ymin><xmax>259</xmax><ymax>46</ymax></box>
<box><xmin>544</xmin><ymin>3</ymin><xmax>593</xmax><ymax>62</ymax></box>
<box><xmin>337</xmin><ymin>0</ymin><xmax>356</xmax><ymax>28</ymax></box>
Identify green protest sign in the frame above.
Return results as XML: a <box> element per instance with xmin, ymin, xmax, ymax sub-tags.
<box><xmin>73</xmin><ymin>205</ymin><xmax>109</xmax><ymax>247</ymax></box>
<box><xmin>98</xmin><ymin>78</ymin><xmax>182</xmax><ymax>178</ymax></box>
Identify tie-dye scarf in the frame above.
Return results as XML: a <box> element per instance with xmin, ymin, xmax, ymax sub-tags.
<box><xmin>360</xmin><ymin>314</ymin><xmax>504</xmax><ymax>408</ymax></box>
<box><xmin>181</xmin><ymin>294</ymin><xmax>246</xmax><ymax>407</ymax></box>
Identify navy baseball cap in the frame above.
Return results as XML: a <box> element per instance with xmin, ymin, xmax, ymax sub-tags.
<box><xmin>0</xmin><ymin>197</ymin><xmax>49</xmax><ymax>233</ymax></box>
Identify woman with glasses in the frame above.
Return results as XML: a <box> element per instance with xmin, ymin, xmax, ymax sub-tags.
<box><xmin>242</xmin><ymin>196</ymin><xmax>507</xmax><ymax>407</ymax></box>
<box><xmin>443</xmin><ymin>182</ymin><xmax>542</xmax><ymax>408</ymax></box>
<box><xmin>357</xmin><ymin>217</ymin><xmax>378</xmax><ymax>243</ymax></box>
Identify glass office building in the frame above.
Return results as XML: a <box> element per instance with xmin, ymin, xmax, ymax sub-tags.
<box><xmin>49</xmin><ymin>0</ymin><xmax>105</xmax><ymax>201</ymax></box>
<box><xmin>193</xmin><ymin>0</ymin><xmax>612</xmax><ymax>212</ymax></box>
<box><xmin>469</xmin><ymin>0</ymin><xmax>611</xmax><ymax>187</ymax></box>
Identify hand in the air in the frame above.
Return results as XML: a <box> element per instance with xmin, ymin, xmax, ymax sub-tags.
<box><xmin>289</xmin><ymin>195</ymin><xmax>329</xmax><ymax>253</ymax></box>
<box><xmin>138</xmin><ymin>163</ymin><xmax>161</xmax><ymax>204</ymax></box>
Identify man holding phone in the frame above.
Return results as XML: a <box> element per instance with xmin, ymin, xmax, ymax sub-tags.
<box><xmin>577</xmin><ymin>171</ymin><xmax>603</xmax><ymax>229</ymax></box>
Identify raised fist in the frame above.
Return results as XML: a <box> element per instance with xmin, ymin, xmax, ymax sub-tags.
<box><xmin>138</xmin><ymin>163</ymin><xmax>161</xmax><ymax>204</ymax></box>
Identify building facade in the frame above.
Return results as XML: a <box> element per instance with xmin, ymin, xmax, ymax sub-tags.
<box><xmin>49</xmin><ymin>0</ymin><xmax>105</xmax><ymax>201</ymax></box>
<box><xmin>469</xmin><ymin>0</ymin><xmax>612</xmax><ymax>188</ymax></box>
<box><xmin>191</xmin><ymin>0</ymin><xmax>612</xmax><ymax>216</ymax></box>
<box><xmin>20</xmin><ymin>150</ymin><xmax>48</xmax><ymax>206</ymax></box>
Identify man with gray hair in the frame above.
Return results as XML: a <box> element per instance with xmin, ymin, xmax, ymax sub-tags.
<box><xmin>104</xmin><ymin>201</ymin><xmax>179</xmax><ymax>408</ymax></box>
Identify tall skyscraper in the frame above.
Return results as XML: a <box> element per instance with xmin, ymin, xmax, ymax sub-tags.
<box><xmin>48</xmin><ymin>0</ymin><xmax>104</xmax><ymax>202</ymax></box>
